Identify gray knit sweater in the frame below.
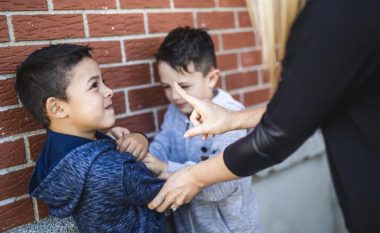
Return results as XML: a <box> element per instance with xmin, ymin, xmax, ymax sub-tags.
<box><xmin>150</xmin><ymin>89</ymin><xmax>261</xmax><ymax>233</ymax></box>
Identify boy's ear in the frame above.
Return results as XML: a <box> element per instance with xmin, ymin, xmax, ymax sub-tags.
<box><xmin>46</xmin><ymin>97</ymin><xmax>68</xmax><ymax>119</ymax></box>
<box><xmin>206</xmin><ymin>69</ymin><xmax>220</xmax><ymax>88</ymax></box>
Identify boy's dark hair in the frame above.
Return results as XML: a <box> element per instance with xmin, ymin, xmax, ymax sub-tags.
<box><xmin>156</xmin><ymin>26</ymin><xmax>217</xmax><ymax>76</ymax></box>
<box><xmin>15</xmin><ymin>44</ymin><xmax>92</xmax><ymax>128</ymax></box>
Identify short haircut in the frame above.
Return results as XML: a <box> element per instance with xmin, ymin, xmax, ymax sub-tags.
<box><xmin>156</xmin><ymin>26</ymin><xmax>217</xmax><ymax>76</ymax></box>
<box><xmin>15</xmin><ymin>44</ymin><xmax>92</xmax><ymax>128</ymax></box>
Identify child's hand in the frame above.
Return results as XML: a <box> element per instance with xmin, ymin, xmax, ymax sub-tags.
<box><xmin>143</xmin><ymin>153</ymin><xmax>168</xmax><ymax>176</ymax></box>
<box><xmin>106</xmin><ymin>126</ymin><xmax>131</xmax><ymax>140</ymax></box>
<box><xmin>117</xmin><ymin>133</ymin><xmax>149</xmax><ymax>161</ymax></box>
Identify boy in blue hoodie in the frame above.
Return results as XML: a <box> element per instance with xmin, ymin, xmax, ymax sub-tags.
<box><xmin>144</xmin><ymin>27</ymin><xmax>261</xmax><ymax>233</ymax></box>
<box><xmin>15</xmin><ymin>44</ymin><xmax>166</xmax><ymax>233</ymax></box>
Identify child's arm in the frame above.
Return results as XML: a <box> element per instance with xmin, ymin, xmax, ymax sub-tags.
<box><xmin>107</xmin><ymin>127</ymin><xmax>149</xmax><ymax>161</ymax></box>
<box><xmin>122</xmin><ymin>159</ymin><xmax>165</xmax><ymax>205</ymax></box>
<box><xmin>149</xmin><ymin>106</ymin><xmax>176</xmax><ymax>162</ymax></box>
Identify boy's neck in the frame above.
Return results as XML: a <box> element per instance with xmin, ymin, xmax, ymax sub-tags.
<box><xmin>49</xmin><ymin>121</ymin><xmax>97</xmax><ymax>140</ymax></box>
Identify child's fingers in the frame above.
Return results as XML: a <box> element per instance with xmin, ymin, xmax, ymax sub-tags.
<box><xmin>159</xmin><ymin>172</ymin><xmax>172</xmax><ymax>180</ymax></box>
<box><xmin>119</xmin><ymin>139</ymin><xmax>132</xmax><ymax>152</ymax></box>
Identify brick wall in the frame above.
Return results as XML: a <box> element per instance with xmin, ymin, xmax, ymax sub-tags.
<box><xmin>0</xmin><ymin>0</ymin><xmax>270</xmax><ymax>231</ymax></box>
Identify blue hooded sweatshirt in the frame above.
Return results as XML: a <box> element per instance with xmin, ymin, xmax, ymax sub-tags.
<box><xmin>29</xmin><ymin>130</ymin><xmax>166</xmax><ymax>233</ymax></box>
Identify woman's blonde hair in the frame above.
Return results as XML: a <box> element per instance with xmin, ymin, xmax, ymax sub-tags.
<box><xmin>246</xmin><ymin>0</ymin><xmax>307</xmax><ymax>92</ymax></box>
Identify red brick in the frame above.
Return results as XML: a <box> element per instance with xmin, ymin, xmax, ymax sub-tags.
<box><xmin>241</xmin><ymin>50</ymin><xmax>262</xmax><ymax>67</ymax></box>
<box><xmin>120</xmin><ymin>0</ymin><xmax>170</xmax><ymax>9</ymax></box>
<box><xmin>13</xmin><ymin>15</ymin><xmax>84</xmax><ymax>41</ymax></box>
<box><xmin>28</xmin><ymin>134</ymin><xmax>46</xmax><ymax>161</ymax></box>
<box><xmin>220</xmin><ymin>0</ymin><xmax>246</xmax><ymax>7</ymax></box>
<box><xmin>128</xmin><ymin>86</ymin><xmax>168</xmax><ymax>111</ymax></box>
<box><xmin>226</xmin><ymin>71</ymin><xmax>259</xmax><ymax>90</ymax></box>
<box><xmin>148</xmin><ymin>13</ymin><xmax>194</xmax><ymax>33</ymax></box>
<box><xmin>0</xmin><ymin>0</ymin><xmax>47</xmax><ymax>11</ymax></box>
<box><xmin>211</xmin><ymin>34</ymin><xmax>220</xmax><ymax>51</ymax></box>
<box><xmin>0</xmin><ymin>167</ymin><xmax>34</xmax><ymax>201</ymax></box>
<box><xmin>53</xmin><ymin>0</ymin><xmax>116</xmax><ymax>10</ymax></box>
<box><xmin>0</xmin><ymin>139</ymin><xmax>26</xmax><ymax>169</ymax></box>
<box><xmin>0</xmin><ymin>108</ymin><xmax>42</xmax><ymax>138</ymax></box>
<box><xmin>0</xmin><ymin>198</ymin><xmax>34</xmax><ymax>232</ymax></box>
<box><xmin>37</xmin><ymin>199</ymin><xmax>49</xmax><ymax>219</ymax></box>
<box><xmin>174</xmin><ymin>0</ymin><xmax>215</xmax><ymax>8</ymax></box>
<box><xmin>102</xmin><ymin>64</ymin><xmax>151</xmax><ymax>89</ymax></box>
<box><xmin>157</xmin><ymin>108</ymin><xmax>167</xmax><ymax>127</ymax></box>
<box><xmin>243</xmin><ymin>88</ymin><xmax>271</xmax><ymax>106</ymax></box>
<box><xmin>262</xmin><ymin>69</ymin><xmax>271</xmax><ymax>84</ymax></box>
<box><xmin>153</xmin><ymin>62</ymin><xmax>160</xmax><ymax>83</ymax></box>
<box><xmin>84</xmin><ymin>41</ymin><xmax>122</xmax><ymax>64</ymax></box>
<box><xmin>112</xmin><ymin>91</ymin><xmax>126</xmax><ymax>114</ymax></box>
<box><xmin>198</xmin><ymin>12</ymin><xmax>234</xmax><ymax>30</ymax></box>
<box><xmin>124</xmin><ymin>37</ymin><xmax>163</xmax><ymax>61</ymax></box>
<box><xmin>239</xmin><ymin>12</ymin><xmax>252</xmax><ymax>28</ymax></box>
<box><xmin>232</xmin><ymin>93</ymin><xmax>242</xmax><ymax>102</ymax></box>
<box><xmin>0</xmin><ymin>45</ymin><xmax>43</xmax><ymax>75</ymax></box>
<box><xmin>0</xmin><ymin>78</ymin><xmax>18</xmax><ymax>106</ymax></box>
<box><xmin>115</xmin><ymin>113</ymin><xmax>155</xmax><ymax>133</ymax></box>
<box><xmin>87</xmin><ymin>14</ymin><xmax>144</xmax><ymax>37</ymax></box>
<box><xmin>222</xmin><ymin>31</ymin><xmax>255</xmax><ymax>50</ymax></box>
<box><xmin>0</xmin><ymin>16</ymin><xmax>9</xmax><ymax>42</ymax></box>
<box><xmin>217</xmin><ymin>53</ymin><xmax>238</xmax><ymax>71</ymax></box>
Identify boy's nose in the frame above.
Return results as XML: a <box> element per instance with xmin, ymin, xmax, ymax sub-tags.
<box><xmin>103</xmin><ymin>85</ymin><xmax>113</xmax><ymax>98</ymax></box>
<box><xmin>171</xmin><ymin>88</ymin><xmax>181</xmax><ymax>101</ymax></box>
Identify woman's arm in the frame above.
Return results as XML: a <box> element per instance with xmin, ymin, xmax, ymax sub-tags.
<box><xmin>148</xmin><ymin>151</ymin><xmax>238</xmax><ymax>212</ymax></box>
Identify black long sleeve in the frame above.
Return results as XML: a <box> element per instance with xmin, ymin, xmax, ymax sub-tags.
<box><xmin>224</xmin><ymin>1</ymin><xmax>380</xmax><ymax>231</ymax></box>
<box><xmin>224</xmin><ymin>0</ymin><xmax>380</xmax><ymax>176</ymax></box>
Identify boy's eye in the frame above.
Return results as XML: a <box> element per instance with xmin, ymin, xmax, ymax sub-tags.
<box><xmin>90</xmin><ymin>82</ymin><xmax>98</xmax><ymax>89</ymax></box>
<box><xmin>161</xmin><ymin>85</ymin><xmax>170</xmax><ymax>89</ymax></box>
<box><xmin>180</xmin><ymin>86</ymin><xmax>189</xmax><ymax>89</ymax></box>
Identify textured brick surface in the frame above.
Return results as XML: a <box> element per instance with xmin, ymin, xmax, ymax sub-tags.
<box><xmin>222</xmin><ymin>31</ymin><xmax>256</xmax><ymax>50</ymax></box>
<box><xmin>115</xmin><ymin>113</ymin><xmax>156</xmax><ymax>133</ymax></box>
<box><xmin>128</xmin><ymin>86</ymin><xmax>168</xmax><ymax>111</ymax></box>
<box><xmin>0</xmin><ymin>139</ymin><xmax>26</xmax><ymax>169</ymax></box>
<box><xmin>0</xmin><ymin>167</ymin><xmax>34</xmax><ymax>201</ymax></box>
<box><xmin>112</xmin><ymin>91</ymin><xmax>126</xmax><ymax>114</ymax></box>
<box><xmin>28</xmin><ymin>134</ymin><xmax>46</xmax><ymax>161</ymax></box>
<box><xmin>124</xmin><ymin>37</ymin><xmax>163</xmax><ymax>60</ymax></box>
<box><xmin>0</xmin><ymin>15</ymin><xmax>9</xmax><ymax>42</ymax></box>
<box><xmin>0</xmin><ymin>199</ymin><xmax>34</xmax><ymax>232</ymax></box>
<box><xmin>217</xmin><ymin>53</ymin><xmax>238</xmax><ymax>71</ymax></box>
<box><xmin>174</xmin><ymin>0</ymin><xmax>215</xmax><ymax>8</ymax></box>
<box><xmin>198</xmin><ymin>12</ymin><xmax>234</xmax><ymax>30</ymax></box>
<box><xmin>53</xmin><ymin>0</ymin><xmax>116</xmax><ymax>10</ymax></box>
<box><xmin>242</xmin><ymin>50</ymin><xmax>262</xmax><ymax>67</ymax></box>
<box><xmin>148</xmin><ymin>13</ymin><xmax>194</xmax><ymax>33</ymax></box>
<box><xmin>238</xmin><ymin>12</ymin><xmax>252</xmax><ymax>28</ymax></box>
<box><xmin>87</xmin><ymin>14</ymin><xmax>144</xmax><ymax>37</ymax></box>
<box><xmin>226</xmin><ymin>71</ymin><xmax>259</xmax><ymax>90</ymax></box>
<box><xmin>102</xmin><ymin>64</ymin><xmax>151</xmax><ymax>89</ymax></box>
<box><xmin>0</xmin><ymin>45</ymin><xmax>43</xmax><ymax>75</ymax></box>
<box><xmin>0</xmin><ymin>108</ymin><xmax>42</xmax><ymax>138</ymax></box>
<box><xmin>220</xmin><ymin>0</ymin><xmax>246</xmax><ymax>7</ymax></box>
<box><xmin>13</xmin><ymin>15</ymin><xmax>84</xmax><ymax>41</ymax></box>
<box><xmin>0</xmin><ymin>78</ymin><xmax>18</xmax><ymax>106</ymax></box>
<box><xmin>120</xmin><ymin>0</ymin><xmax>170</xmax><ymax>9</ymax></box>
<box><xmin>0</xmin><ymin>0</ymin><xmax>47</xmax><ymax>11</ymax></box>
<box><xmin>244</xmin><ymin>88</ymin><xmax>271</xmax><ymax>106</ymax></box>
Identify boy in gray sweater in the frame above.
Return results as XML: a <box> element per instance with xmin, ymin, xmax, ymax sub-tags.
<box><xmin>144</xmin><ymin>27</ymin><xmax>261</xmax><ymax>233</ymax></box>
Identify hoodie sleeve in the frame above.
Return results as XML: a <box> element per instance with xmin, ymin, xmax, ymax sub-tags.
<box><xmin>122</xmin><ymin>159</ymin><xmax>165</xmax><ymax>205</ymax></box>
